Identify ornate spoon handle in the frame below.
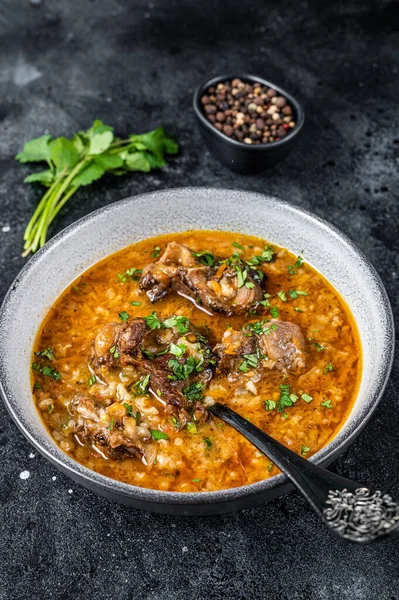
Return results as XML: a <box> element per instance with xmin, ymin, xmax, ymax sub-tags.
<box><xmin>209</xmin><ymin>402</ymin><xmax>399</xmax><ymax>543</ymax></box>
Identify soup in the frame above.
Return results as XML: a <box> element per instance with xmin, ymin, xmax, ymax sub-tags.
<box><xmin>32</xmin><ymin>231</ymin><xmax>361</xmax><ymax>492</ymax></box>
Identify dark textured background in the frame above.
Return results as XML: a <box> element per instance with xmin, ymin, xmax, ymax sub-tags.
<box><xmin>0</xmin><ymin>1</ymin><xmax>398</xmax><ymax>598</ymax></box>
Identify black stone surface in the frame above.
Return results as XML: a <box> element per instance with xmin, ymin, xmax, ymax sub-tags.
<box><xmin>0</xmin><ymin>1</ymin><xmax>398</xmax><ymax>598</ymax></box>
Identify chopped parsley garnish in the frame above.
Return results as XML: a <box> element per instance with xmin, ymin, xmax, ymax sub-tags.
<box><xmin>323</xmin><ymin>361</ymin><xmax>334</xmax><ymax>374</ymax></box>
<box><xmin>294</xmin><ymin>307</ymin><xmax>303</xmax><ymax>312</ymax></box>
<box><xmin>117</xmin><ymin>267</ymin><xmax>142</xmax><ymax>283</ymax></box>
<box><xmin>247</xmin><ymin>246</ymin><xmax>274</xmax><ymax>266</ymax></box>
<box><xmin>301</xmin><ymin>393</ymin><xmax>313</xmax><ymax>403</ymax></box>
<box><xmin>192</xmin><ymin>251</ymin><xmax>215</xmax><ymax>266</ymax></box>
<box><xmin>109</xmin><ymin>346</ymin><xmax>120</xmax><ymax>359</ymax></box>
<box><xmin>314</xmin><ymin>342</ymin><xmax>326</xmax><ymax>352</ymax></box>
<box><xmin>235</xmin><ymin>265</ymin><xmax>247</xmax><ymax>288</ymax></box>
<box><xmin>35</xmin><ymin>347</ymin><xmax>55</xmax><ymax>361</ymax></box>
<box><xmin>267</xmin><ymin>463</ymin><xmax>274</xmax><ymax>472</ymax></box>
<box><xmin>183</xmin><ymin>382</ymin><xmax>205</xmax><ymax>401</ymax></box>
<box><xmin>320</xmin><ymin>399</ymin><xmax>332</xmax><ymax>409</ymax></box>
<box><xmin>152</xmin><ymin>246</ymin><xmax>161</xmax><ymax>258</ymax></box>
<box><xmin>168</xmin><ymin>355</ymin><xmax>204</xmax><ymax>381</ymax></box>
<box><xmin>87</xmin><ymin>374</ymin><xmax>96</xmax><ymax>386</ymax></box>
<box><xmin>118</xmin><ymin>311</ymin><xmax>130</xmax><ymax>322</ymax></box>
<box><xmin>270</xmin><ymin>307</ymin><xmax>279</xmax><ymax>318</ymax></box>
<box><xmin>144</xmin><ymin>312</ymin><xmax>162</xmax><ymax>329</ymax></box>
<box><xmin>232</xmin><ymin>241</ymin><xmax>245</xmax><ymax>251</ymax></box>
<box><xmin>245</xmin><ymin>281</ymin><xmax>255</xmax><ymax>289</ymax></box>
<box><xmin>169</xmin><ymin>343</ymin><xmax>187</xmax><ymax>357</ymax></box>
<box><xmin>277</xmin><ymin>383</ymin><xmax>298</xmax><ymax>412</ymax></box>
<box><xmin>48</xmin><ymin>403</ymin><xmax>54</xmax><ymax>414</ymax></box>
<box><xmin>123</xmin><ymin>402</ymin><xmax>141</xmax><ymax>421</ymax></box>
<box><xmin>260</xmin><ymin>293</ymin><xmax>271</xmax><ymax>307</ymax></box>
<box><xmin>130</xmin><ymin>300</ymin><xmax>141</xmax><ymax>306</ymax></box>
<box><xmin>265</xmin><ymin>399</ymin><xmax>277</xmax><ymax>411</ymax></box>
<box><xmin>203</xmin><ymin>437</ymin><xmax>212</xmax><ymax>449</ymax></box>
<box><xmin>288</xmin><ymin>255</ymin><xmax>303</xmax><ymax>275</ymax></box>
<box><xmin>288</xmin><ymin>289</ymin><xmax>308</xmax><ymax>299</ymax></box>
<box><xmin>133</xmin><ymin>374</ymin><xmax>151</xmax><ymax>395</ymax></box>
<box><xmin>162</xmin><ymin>315</ymin><xmax>190</xmax><ymax>334</ymax></box>
<box><xmin>33</xmin><ymin>382</ymin><xmax>42</xmax><ymax>391</ymax></box>
<box><xmin>108</xmin><ymin>418</ymin><xmax>114</xmax><ymax>431</ymax></box>
<box><xmin>125</xmin><ymin>267</ymin><xmax>142</xmax><ymax>280</ymax></box>
<box><xmin>239</xmin><ymin>349</ymin><xmax>264</xmax><ymax>372</ymax></box>
<box><xmin>117</xmin><ymin>273</ymin><xmax>127</xmax><ymax>283</ymax></box>
<box><xmin>186</xmin><ymin>422</ymin><xmax>198</xmax><ymax>434</ymax></box>
<box><xmin>32</xmin><ymin>362</ymin><xmax>61</xmax><ymax>381</ymax></box>
<box><xmin>192</xmin><ymin>478</ymin><xmax>202</xmax><ymax>483</ymax></box>
<box><xmin>277</xmin><ymin>290</ymin><xmax>287</xmax><ymax>302</ymax></box>
<box><xmin>301</xmin><ymin>445</ymin><xmax>310</xmax><ymax>456</ymax></box>
<box><xmin>150</xmin><ymin>429</ymin><xmax>169</xmax><ymax>441</ymax></box>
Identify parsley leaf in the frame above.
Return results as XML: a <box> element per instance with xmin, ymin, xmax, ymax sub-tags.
<box><xmin>323</xmin><ymin>361</ymin><xmax>334</xmax><ymax>374</ymax></box>
<box><xmin>270</xmin><ymin>307</ymin><xmax>279</xmax><ymax>318</ymax></box>
<box><xmin>151</xmin><ymin>429</ymin><xmax>169</xmax><ymax>441</ymax></box>
<box><xmin>265</xmin><ymin>400</ymin><xmax>277</xmax><ymax>410</ymax></box>
<box><xmin>184</xmin><ymin>382</ymin><xmax>205</xmax><ymax>401</ymax></box>
<box><xmin>87</xmin><ymin>374</ymin><xmax>96</xmax><ymax>386</ymax></box>
<box><xmin>144</xmin><ymin>312</ymin><xmax>162</xmax><ymax>329</ymax></box>
<box><xmin>118</xmin><ymin>311</ymin><xmax>130</xmax><ymax>322</ymax></box>
<box><xmin>301</xmin><ymin>445</ymin><xmax>310</xmax><ymax>456</ymax></box>
<box><xmin>288</xmin><ymin>289</ymin><xmax>308</xmax><ymax>299</ymax></box>
<box><xmin>277</xmin><ymin>290</ymin><xmax>287</xmax><ymax>302</ymax></box>
<box><xmin>320</xmin><ymin>399</ymin><xmax>332</xmax><ymax>409</ymax></box>
<box><xmin>35</xmin><ymin>347</ymin><xmax>55</xmax><ymax>361</ymax></box>
<box><xmin>301</xmin><ymin>393</ymin><xmax>313</xmax><ymax>403</ymax></box>
<box><xmin>232</xmin><ymin>241</ymin><xmax>245</xmax><ymax>251</ymax></box>
<box><xmin>32</xmin><ymin>362</ymin><xmax>61</xmax><ymax>381</ymax></box>
<box><xmin>17</xmin><ymin>122</ymin><xmax>178</xmax><ymax>256</ymax></box>
<box><xmin>152</xmin><ymin>246</ymin><xmax>161</xmax><ymax>258</ymax></box>
<box><xmin>192</xmin><ymin>251</ymin><xmax>215</xmax><ymax>266</ymax></box>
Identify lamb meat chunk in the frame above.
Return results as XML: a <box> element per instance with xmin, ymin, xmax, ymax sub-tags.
<box><xmin>258</xmin><ymin>319</ymin><xmax>306</xmax><ymax>372</ymax></box>
<box><xmin>214</xmin><ymin>319</ymin><xmax>306</xmax><ymax>376</ymax></box>
<box><xmin>214</xmin><ymin>329</ymin><xmax>258</xmax><ymax>373</ymax></box>
<box><xmin>91</xmin><ymin>315</ymin><xmax>215</xmax><ymax>412</ymax></box>
<box><xmin>71</xmin><ymin>394</ymin><xmax>149</xmax><ymax>460</ymax></box>
<box><xmin>140</xmin><ymin>242</ymin><xmax>267</xmax><ymax>315</ymax></box>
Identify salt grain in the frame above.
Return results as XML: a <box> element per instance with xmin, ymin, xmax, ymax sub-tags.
<box><xmin>20</xmin><ymin>471</ymin><xmax>30</xmax><ymax>480</ymax></box>
<box><xmin>2</xmin><ymin>225</ymin><xmax>10</xmax><ymax>232</ymax></box>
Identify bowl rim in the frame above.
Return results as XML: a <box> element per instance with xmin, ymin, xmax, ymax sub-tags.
<box><xmin>193</xmin><ymin>73</ymin><xmax>305</xmax><ymax>151</ymax></box>
<box><xmin>0</xmin><ymin>188</ymin><xmax>394</xmax><ymax>507</ymax></box>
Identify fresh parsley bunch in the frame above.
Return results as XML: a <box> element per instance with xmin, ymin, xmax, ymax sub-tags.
<box><xmin>16</xmin><ymin>120</ymin><xmax>178</xmax><ymax>256</ymax></box>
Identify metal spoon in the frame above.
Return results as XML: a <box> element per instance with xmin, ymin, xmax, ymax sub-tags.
<box><xmin>209</xmin><ymin>401</ymin><xmax>399</xmax><ymax>543</ymax></box>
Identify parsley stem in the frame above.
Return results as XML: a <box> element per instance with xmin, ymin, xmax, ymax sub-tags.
<box><xmin>23</xmin><ymin>184</ymin><xmax>54</xmax><ymax>242</ymax></box>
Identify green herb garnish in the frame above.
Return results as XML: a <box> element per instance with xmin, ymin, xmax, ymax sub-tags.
<box><xmin>277</xmin><ymin>290</ymin><xmax>287</xmax><ymax>302</ymax></box>
<box><xmin>130</xmin><ymin>300</ymin><xmax>141</xmax><ymax>306</ymax></box>
<box><xmin>87</xmin><ymin>374</ymin><xmax>96</xmax><ymax>386</ymax></box>
<box><xmin>301</xmin><ymin>393</ymin><xmax>313</xmax><ymax>403</ymax></box>
<box><xmin>152</xmin><ymin>246</ymin><xmax>161</xmax><ymax>258</ymax></box>
<box><xmin>109</xmin><ymin>346</ymin><xmax>120</xmax><ymax>359</ymax></box>
<box><xmin>232</xmin><ymin>241</ymin><xmax>245</xmax><ymax>251</ymax></box>
<box><xmin>32</xmin><ymin>362</ymin><xmax>61</xmax><ymax>381</ymax></box>
<box><xmin>288</xmin><ymin>289</ymin><xmax>308</xmax><ymax>299</ymax></box>
<box><xmin>320</xmin><ymin>399</ymin><xmax>332</xmax><ymax>409</ymax></box>
<box><xmin>16</xmin><ymin>123</ymin><xmax>178</xmax><ymax>256</ymax></box>
<box><xmin>192</xmin><ymin>251</ymin><xmax>215</xmax><ymax>266</ymax></box>
<box><xmin>265</xmin><ymin>400</ymin><xmax>277</xmax><ymax>411</ymax></box>
<box><xmin>151</xmin><ymin>429</ymin><xmax>169</xmax><ymax>441</ymax></box>
<box><xmin>183</xmin><ymin>382</ymin><xmax>205</xmax><ymax>401</ymax></box>
<box><xmin>323</xmin><ymin>361</ymin><xmax>334</xmax><ymax>374</ymax></box>
<box><xmin>134</xmin><ymin>374</ymin><xmax>151</xmax><ymax>395</ymax></box>
<box><xmin>301</xmin><ymin>445</ymin><xmax>310</xmax><ymax>456</ymax></box>
<box><xmin>35</xmin><ymin>347</ymin><xmax>55</xmax><ymax>361</ymax></box>
<box><xmin>270</xmin><ymin>307</ymin><xmax>279</xmax><ymax>318</ymax></box>
<box><xmin>169</xmin><ymin>343</ymin><xmax>187</xmax><ymax>357</ymax></box>
<box><xmin>118</xmin><ymin>311</ymin><xmax>130</xmax><ymax>322</ymax></box>
<box><xmin>186</xmin><ymin>422</ymin><xmax>198</xmax><ymax>434</ymax></box>
<box><xmin>203</xmin><ymin>437</ymin><xmax>212</xmax><ymax>449</ymax></box>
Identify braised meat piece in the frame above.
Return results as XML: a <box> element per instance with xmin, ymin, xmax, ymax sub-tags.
<box><xmin>213</xmin><ymin>329</ymin><xmax>257</xmax><ymax>373</ymax></box>
<box><xmin>214</xmin><ymin>319</ymin><xmax>306</xmax><ymax>376</ymax></box>
<box><xmin>258</xmin><ymin>319</ymin><xmax>306</xmax><ymax>372</ymax></box>
<box><xmin>140</xmin><ymin>242</ymin><xmax>267</xmax><ymax>316</ymax></box>
<box><xmin>90</xmin><ymin>314</ymin><xmax>215</xmax><ymax>411</ymax></box>
<box><xmin>71</xmin><ymin>395</ymin><xmax>150</xmax><ymax>460</ymax></box>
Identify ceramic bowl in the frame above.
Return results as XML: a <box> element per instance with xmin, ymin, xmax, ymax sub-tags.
<box><xmin>0</xmin><ymin>188</ymin><xmax>394</xmax><ymax>515</ymax></box>
<box><xmin>193</xmin><ymin>74</ymin><xmax>305</xmax><ymax>173</ymax></box>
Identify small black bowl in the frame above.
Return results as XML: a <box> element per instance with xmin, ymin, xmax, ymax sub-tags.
<box><xmin>193</xmin><ymin>73</ymin><xmax>305</xmax><ymax>174</ymax></box>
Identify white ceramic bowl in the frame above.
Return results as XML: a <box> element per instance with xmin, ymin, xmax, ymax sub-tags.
<box><xmin>0</xmin><ymin>188</ymin><xmax>394</xmax><ymax>514</ymax></box>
